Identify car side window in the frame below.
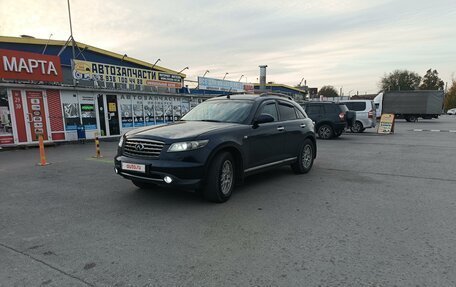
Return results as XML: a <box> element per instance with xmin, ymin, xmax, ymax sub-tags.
<box><xmin>278</xmin><ymin>102</ymin><xmax>297</xmax><ymax>121</ymax></box>
<box><xmin>324</xmin><ymin>104</ymin><xmax>339</xmax><ymax>113</ymax></box>
<box><xmin>344</xmin><ymin>102</ymin><xmax>366</xmax><ymax>111</ymax></box>
<box><xmin>296</xmin><ymin>108</ymin><xmax>306</xmax><ymax>119</ymax></box>
<box><xmin>258</xmin><ymin>102</ymin><xmax>278</xmax><ymax>122</ymax></box>
<box><xmin>305</xmin><ymin>105</ymin><xmax>321</xmax><ymax>115</ymax></box>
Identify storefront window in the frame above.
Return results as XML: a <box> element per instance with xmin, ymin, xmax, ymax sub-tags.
<box><xmin>144</xmin><ymin>99</ymin><xmax>155</xmax><ymax>126</ymax></box>
<box><xmin>80</xmin><ymin>104</ymin><xmax>97</xmax><ymax>130</ymax></box>
<box><xmin>155</xmin><ymin>96</ymin><xmax>165</xmax><ymax>124</ymax></box>
<box><xmin>133</xmin><ymin>99</ymin><xmax>144</xmax><ymax>127</ymax></box>
<box><xmin>0</xmin><ymin>88</ymin><xmax>14</xmax><ymax>145</ymax></box>
<box><xmin>63</xmin><ymin>103</ymin><xmax>80</xmax><ymax>131</ymax></box>
<box><xmin>164</xmin><ymin>97</ymin><xmax>173</xmax><ymax>122</ymax></box>
<box><xmin>119</xmin><ymin>95</ymin><xmax>133</xmax><ymax>128</ymax></box>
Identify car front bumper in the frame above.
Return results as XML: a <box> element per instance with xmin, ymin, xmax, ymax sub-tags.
<box><xmin>114</xmin><ymin>155</ymin><xmax>205</xmax><ymax>189</ymax></box>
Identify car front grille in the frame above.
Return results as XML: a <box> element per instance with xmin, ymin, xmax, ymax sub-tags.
<box><xmin>123</xmin><ymin>138</ymin><xmax>165</xmax><ymax>158</ymax></box>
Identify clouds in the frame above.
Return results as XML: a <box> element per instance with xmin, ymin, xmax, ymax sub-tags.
<box><xmin>1</xmin><ymin>0</ymin><xmax>455</xmax><ymax>93</ymax></box>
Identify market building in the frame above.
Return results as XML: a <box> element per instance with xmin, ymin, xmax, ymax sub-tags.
<box><xmin>0</xmin><ymin>36</ymin><xmax>206</xmax><ymax>147</ymax></box>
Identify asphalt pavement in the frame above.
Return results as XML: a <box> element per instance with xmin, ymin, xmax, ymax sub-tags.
<box><xmin>1</xmin><ymin>116</ymin><xmax>455</xmax><ymax>286</ymax></box>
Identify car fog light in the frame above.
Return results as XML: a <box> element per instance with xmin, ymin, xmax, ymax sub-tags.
<box><xmin>164</xmin><ymin>176</ymin><xmax>173</xmax><ymax>184</ymax></box>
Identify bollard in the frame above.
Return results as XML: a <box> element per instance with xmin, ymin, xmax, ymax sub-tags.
<box><xmin>92</xmin><ymin>132</ymin><xmax>103</xmax><ymax>158</ymax></box>
<box><xmin>38</xmin><ymin>134</ymin><xmax>50</xmax><ymax>166</ymax></box>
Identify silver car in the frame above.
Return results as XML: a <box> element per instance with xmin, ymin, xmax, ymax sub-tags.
<box><xmin>340</xmin><ymin>100</ymin><xmax>376</xmax><ymax>133</ymax></box>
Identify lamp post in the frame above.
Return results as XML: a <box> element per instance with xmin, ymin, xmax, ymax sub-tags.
<box><xmin>223</xmin><ymin>72</ymin><xmax>229</xmax><ymax>80</ymax></box>
<box><xmin>178</xmin><ymin>67</ymin><xmax>189</xmax><ymax>74</ymax></box>
<box><xmin>202</xmin><ymin>70</ymin><xmax>209</xmax><ymax>77</ymax></box>
<box><xmin>238</xmin><ymin>75</ymin><xmax>244</xmax><ymax>82</ymax></box>
<box><xmin>151</xmin><ymin>58</ymin><xmax>161</xmax><ymax>70</ymax></box>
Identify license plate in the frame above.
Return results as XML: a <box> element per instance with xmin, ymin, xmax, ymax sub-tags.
<box><xmin>122</xmin><ymin>162</ymin><xmax>146</xmax><ymax>173</ymax></box>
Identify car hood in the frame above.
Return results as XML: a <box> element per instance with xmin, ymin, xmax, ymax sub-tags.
<box><xmin>126</xmin><ymin>121</ymin><xmax>240</xmax><ymax>141</ymax></box>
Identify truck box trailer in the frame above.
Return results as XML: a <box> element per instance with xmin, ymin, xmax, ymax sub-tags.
<box><xmin>375</xmin><ymin>90</ymin><xmax>444</xmax><ymax>122</ymax></box>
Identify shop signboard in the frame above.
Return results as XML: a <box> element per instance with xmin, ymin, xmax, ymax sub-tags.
<box><xmin>0</xmin><ymin>49</ymin><xmax>63</xmax><ymax>82</ymax></box>
<box><xmin>377</xmin><ymin>113</ymin><xmax>395</xmax><ymax>134</ymax></box>
<box><xmin>198</xmin><ymin>76</ymin><xmax>245</xmax><ymax>92</ymax></box>
<box><xmin>72</xmin><ymin>59</ymin><xmax>183</xmax><ymax>88</ymax></box>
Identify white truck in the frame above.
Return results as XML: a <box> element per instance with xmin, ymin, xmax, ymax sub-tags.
<box><xmin>373</xmin><ymin>90</ymin><xmax>444</xmax><ymax>122</ymax></box>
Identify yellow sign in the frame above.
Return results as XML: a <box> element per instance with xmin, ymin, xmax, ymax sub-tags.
<box><xmin>108</xmin><ymin>103</ymin><xmax>117</xmax><ymax>112</ymax></box>
<box><xmin>72</xmin><ymin>59</ymin><xmax>183</xmax><ymax>88</ymax></box>
<box><xmin>377</xmin><ymin>113</ymin><xmax>395</xmax><ymax>134</ymax></box>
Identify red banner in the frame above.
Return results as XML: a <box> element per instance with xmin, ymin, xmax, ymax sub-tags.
<box><xmin>0</xmin><ymin>49</ymin><xmax>63</xmax><ymax>82</ymax></box>
<box><xmin>26</xmin><ymin>91</ymin><xmax>48</xmax><ymax>141</ymax></box>
<box><xmin>12</xmin><ymin>90</ymin><xmax>27</xmax><ymax>143</ymax></box>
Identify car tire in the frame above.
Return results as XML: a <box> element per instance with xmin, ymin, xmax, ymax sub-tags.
<box><xmin>291</xmin><ymin>139</ymin><xmax>315</xmax><ymax>174</ymax></box>
<box><xmin>350</xmin><ymin>121</ymin><xmax>364</xmax><ymax>133</ymax></box>
<box><xmin>405</xmin><ymin>115</ymin><xmax>418</xmax><ymax>122</ymax></box>
<box><xmin>132</xmin><ymin>180</ymin><xmax>155</xmax><ymax>189</ymax></box>
<box><xmin>317</xmin><ymin>124</ymin><xmax>334</xmax><ymax>139</ymax></box>
<box><xmin>203</xmin><ymin>152</ymin><xmax>235</xmax><ymax>203</ymax></box>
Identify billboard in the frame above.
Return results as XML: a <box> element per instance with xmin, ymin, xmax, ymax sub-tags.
<box><xmin>0</xmin><ymin>49</ymin><xmax>63</xmax><ymax>82</ymax></box>
<box><xmin>72</xmin><ymin>59</ymin><xmax>183</xmax><ymax>88</ymax></box>
<box><xmin>198</xmin><ymin>76</ymin><xmax>245</xmax><ymax>92</ymax></box>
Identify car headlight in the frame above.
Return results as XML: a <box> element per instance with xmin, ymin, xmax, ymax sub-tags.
<box><xmin>167</xmin><ymin>140</ymin><xmax>209</xmax><ymax>152</ymax></box>
<box><xmin>118</xmin><ymin>136</ymin><xmax>124</xmax><ymax>147</ymax></box>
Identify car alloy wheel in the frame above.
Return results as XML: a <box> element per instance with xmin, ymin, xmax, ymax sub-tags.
<box><xmin>291</xmin><ymin>139</ymin><xmax>314</xmax><ymax>174</ymax></box>
<box><xmin>220</xmin><ymin>160</ymin><xmax>234</xmax><ymax>195</ymax></box>
<box><xmin>302</xmin><ymin>144</ymin><xmax>313</xmax><ymax>169</ymax></box>
<box><xmin>350</xmin><ymin>121</ymin><xmax>363</xmax><ymax>133</ymax></box>
<box><xmin>203</xmin><ymin>152</ymin><xmax>235</xmax><ymax>203</ymax></box>
<box><xmin>318</xmin><ymin>125</ymin><xmax>333</xmax><ymax>139</ymax></box>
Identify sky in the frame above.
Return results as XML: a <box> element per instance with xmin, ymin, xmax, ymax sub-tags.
<box><xmin>1</xmin><ymin>0</ymin><xmax>455</xmax><ymax>94</ymax></box>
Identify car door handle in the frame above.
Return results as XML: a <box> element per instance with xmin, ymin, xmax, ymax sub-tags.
<box><xmin>300</xmin><ymin>124</ymin><xmax>306</xmax><ymax>128</ymax></box>
<box><xmin>277</xmin><ymin>126</ymin><xmax>285</xmax><ymax>131</ymax></box>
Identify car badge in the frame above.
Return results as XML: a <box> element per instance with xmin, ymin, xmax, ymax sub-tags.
<box><xmin>135</xmin><ymin>143</ymin><xmax>144</xmax><ymax>151</ymax></box>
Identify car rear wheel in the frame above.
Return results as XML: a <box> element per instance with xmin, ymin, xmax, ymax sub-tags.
<box><xmin>203</xmin><ymin>152</ymin><xmax>235</xmax><ymax>203</ymax></box>
<box><xmin>318</xmin><ymin>125</ymin><xmax>334</xmax><ymax>139</ymax></box>
<box><xmin>291</xmin><ymin>139</ymin><xmax>315</xmax><ymax>174</ymax></box>
<box><xmin>132</xmin><ymin>180</ymin><xmax>155</xmax><ymax>189</ymax></box>
<box><xmin>350</xmin><ymin>121</ymin><xmax>364</xmax><ymax>133</ymax></box>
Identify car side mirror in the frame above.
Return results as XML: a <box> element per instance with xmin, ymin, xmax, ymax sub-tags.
<box><xmin>254</xmin><ymin>114</ymin><xmax>275</xmax><ymax>126</ymax></box>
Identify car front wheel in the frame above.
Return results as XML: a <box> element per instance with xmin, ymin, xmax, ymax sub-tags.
<box><xmin>291</xmin><ymin>139</ymin><xmax>315</xmax><ymax>174</ymax></box>
<box><xmin>203</xmin><ymin>152</ymin><xmax>235</xmax><ymax>203</ymax></box>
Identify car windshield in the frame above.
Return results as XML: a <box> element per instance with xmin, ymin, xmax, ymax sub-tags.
<box><xmin>181</xmin><ymin>100</ymin><xmax>253</xmax><ymax>123</ymax></box>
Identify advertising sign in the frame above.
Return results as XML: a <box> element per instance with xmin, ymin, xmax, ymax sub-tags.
<box><xmin>377</xmin><ymin>113</ymin><xmax>395</xmax><ymax>134</ymax></box>
<box><xmin>0</xmin><ymin>49</ymin><xmax>63</xmax><ymax>82</ymax></box>
<box><xmin>26</xmin><ymin>91</ymin><xmax>48</xmax><ymax>141</ymax></box>
<box><xmin>72</xmin><ymin>59</ymin><xmax>183</xmax><ymax>88</ymax></box>
<box><xmin>198</xmin><ymin>77</ymin><xmax>245</xmax><ymax>92</ymax></box>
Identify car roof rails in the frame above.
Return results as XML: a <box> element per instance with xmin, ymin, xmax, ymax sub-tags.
<box><xmin>216</xmin><ymin>92</ymin><xmax>250</xmax><ymax>99</ymax></box>
<box><xmin>259</xmin><ymin>92</ymin><xmax>293</xmax><ymax>101</ymax></box>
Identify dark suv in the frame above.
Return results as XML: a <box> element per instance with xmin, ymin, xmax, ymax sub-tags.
<box><xmin>300</xmin><ymin>102</ymin><xmax>356</xmax><ymax>139</ymax></box>
<box><xmin>115</xmin><ymin>93</ymin><xmax>316</xmax><ymax>202</ymax></box>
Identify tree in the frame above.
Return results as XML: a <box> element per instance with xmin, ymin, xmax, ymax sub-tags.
<box><xmin>420</xmin><ymin>69</ymin><xmax>444</xmax><ymax>90</ymax></box>
<box><xmin>380</xmin><ymin>70</ymin><xmax>421</xmax><ymax>91</ymax></box>
<box><xmin>318</xmin><ymin>85</ymin><xmax>339</xmax><ymax>97</ymax></box>
<box><xmin>444</xmin><ymin>80</ymin><xmax>456</xmax><ymax>111</ymax></box>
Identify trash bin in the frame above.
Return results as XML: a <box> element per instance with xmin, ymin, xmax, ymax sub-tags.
<box><xmin>76</xmin><ymin>125</ymin><xmax>86</xmax><ymax>140</ymax></box>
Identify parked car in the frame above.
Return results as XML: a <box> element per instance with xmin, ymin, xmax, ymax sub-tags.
<box><xmin>339</xmin><ymin>100</ymin><xmax>376</xmax><ymax>133</ymax></box>
<box><xmin>447</xmin><ymin>108</ymin><xmax>456</xmax><ymax>115</ymax></box>
<box><xmin>115</xmin><ymin>93</ymin><xmax>317</xmax><ymax>203</ymax></box>
<box><xmin>300</xmin><ymin>101</ymin><xmax>356</xmax><ymax>139</ymax></box>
